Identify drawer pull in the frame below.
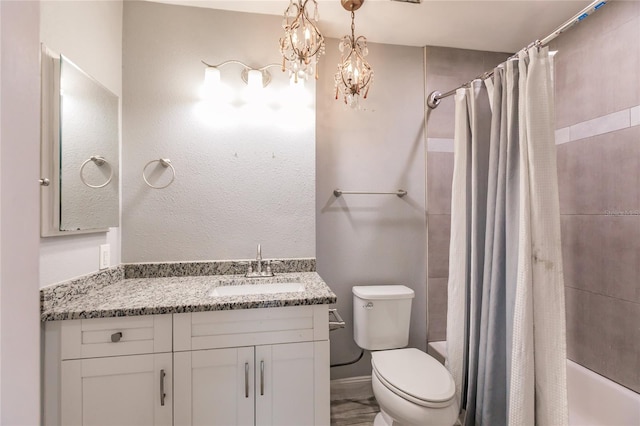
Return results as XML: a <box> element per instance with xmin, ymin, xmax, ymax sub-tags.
<box><xmin>244</xmin><ymin>363</ymin><xmax>249</xmax><ymax>398</ymax></box>
<box><xmin>160</xmin><ymin>369</ymin><xmax>166</xmax><ymax>406</ymax></box>
<box><xmin>260</xmin><ymin>360</ymin><xmax>265</xmax><ymax>396</ymax></box>
<box><xmin>110</xmin><ymin>332</ymin><xmax>123</xmax><ymax>343</ymax></box>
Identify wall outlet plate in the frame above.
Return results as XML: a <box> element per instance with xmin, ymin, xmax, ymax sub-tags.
<box><xmin>99</xmin><ymin>244</ymin><xmax>110</xmax><ymax>270</ymax></box>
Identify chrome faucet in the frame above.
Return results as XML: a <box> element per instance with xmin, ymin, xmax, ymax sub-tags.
<box><xmin>245</xmin><ymin>244</ymin><xmax>275</xmax><ymax>278</ymax></box>
<box><xmin>255</xmin><ymin>244</ymin><xmax>263</xmax><ymax>275</ymax></box>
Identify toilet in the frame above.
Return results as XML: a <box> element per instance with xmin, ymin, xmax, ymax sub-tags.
<box><xmin>353</xmin><ymin>285</ymin><xmax>459</xmax><ymax>426</ymax></box>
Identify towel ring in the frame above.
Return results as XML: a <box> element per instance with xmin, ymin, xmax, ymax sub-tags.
<box><xmin>80</xmin><ymin>156</ymin><xmax>113</xmax><ymax>188</ymax></box>
<box><xmin>143</xmin><ymin>158</ymin><xmax>175</xmax><ymax>189</ymax></box>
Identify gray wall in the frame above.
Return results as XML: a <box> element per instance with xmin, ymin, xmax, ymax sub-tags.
<box><xmin>122</xmin><ymin>1</ymin><xmax>316</xmax><ymax>263</ymax></box>
<box><xmin>550</xmin><ymin>0</ymin><xmax>640</xmax><ymax>393</ymax></box>
<box><xmin>0</xmin><ymin>1</ymin><xmax>41</xmax><ymax>422</ymax></box>
<box><xmin>316</xmin><ymin>39</ymin><xmax>427</xmax><ymax>379</ymax></box>
<box><xmin>424</xmin><ymin>47</ymin><xmax>508</xmax><ymax>342</ymax></box>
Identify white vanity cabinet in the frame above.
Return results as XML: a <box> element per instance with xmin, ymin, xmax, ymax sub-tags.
<box><xmin>44</xmin><ymin>305</ymin><xmax>330</xmax><ymax>426</ymax></box>
<box><xmin>44</xmin><ymin>315</ymin><xmax>173</xmax><ymax>426</ymax></box>
<box><xmin>172</xmin><ymin>305</ymin><xmax>330</xmax><ymax>426</ymax></box>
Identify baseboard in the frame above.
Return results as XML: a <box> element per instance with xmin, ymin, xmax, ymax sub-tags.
<box><xmin>330</xmin><ymin>375</ymin><xmax>372</xmax><ymax>386</ymax></box>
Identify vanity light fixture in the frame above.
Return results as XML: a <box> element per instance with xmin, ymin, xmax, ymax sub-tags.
<box><xmin>201</xmin><ymin>60</ymin><xmax>280</xmax><ymax>93</ymax></box>
<box><xmin>335</xmin><ymin>0</ymin><xmax>373</xmax><ymax>108</ymax></box>
<box><xmin>279</xmin><ymin>0</ymin><xmax>325</xmax><ymax>83</ymax></box>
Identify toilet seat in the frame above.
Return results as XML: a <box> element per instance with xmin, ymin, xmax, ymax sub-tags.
<box><xmin>371</xmin><ymin>348</ymin><xmax>456</xmax><ymax>409</ymax></box>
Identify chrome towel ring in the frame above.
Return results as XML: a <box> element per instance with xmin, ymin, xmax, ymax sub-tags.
<box><xmin>80</xmin><ymin>156</ymin><xmax>113</xmax><ymax>188</ymax></box>
<box><xmin>143</xmin><ymin>158</ymin><xmax>175</xmax><ymax>189</ymax></box>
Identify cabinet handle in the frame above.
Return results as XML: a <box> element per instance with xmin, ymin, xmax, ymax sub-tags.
<box><xmin>160</xmin><ymin>369</ymin><xmax>166</xmax><ymax>406</ymax></box>
<box><xmin>260</xmin><ymin>360</ymin><xmax>265</xmax><ymax>396</ymax></box>
<box><xmin>244</xmin><ymin>363</ymin><xmax>249</xmax><ymax>398</ymax></box>
<box><xmin>110</xmin><ymin>332</ymin><xmax>123</xmax><ymax>342</ymax></box>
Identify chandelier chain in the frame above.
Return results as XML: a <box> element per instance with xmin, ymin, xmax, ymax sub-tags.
<box><xmin>351</xmin><ymin>10</ymin><xmax>355</xmax><ymax>43</ymax></box>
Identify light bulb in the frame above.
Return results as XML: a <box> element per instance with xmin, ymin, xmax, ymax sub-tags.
<box><xmin>247</xmin><ymin>70</ymin><xmax>263</xmax><ymax>91</ymax></box>
<box><xmin>305</xmin><ymin>27</ymin><xmax>311</xmax><ymax>41</ymax></box>
<box><xmin>204</xmin><ymin>67</ymin><xmax>221</xmax><ymax>90</ymax></box>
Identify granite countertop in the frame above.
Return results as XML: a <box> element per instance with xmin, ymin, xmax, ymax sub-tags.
<box><xmin>41</xmin><ymin>271</ymin><xmax>337</xmax><ymax>321</ymax></box>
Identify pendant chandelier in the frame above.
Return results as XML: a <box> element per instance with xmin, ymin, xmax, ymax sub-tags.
<box><xmin>279</xmin><ymin>0</ymin><xmax>325</xmax><ymax>83</ymax></box>
<box><xmin>335</xmin><ymin>0</ymin><xmax>373</xmax><ymax>108</ymax></box>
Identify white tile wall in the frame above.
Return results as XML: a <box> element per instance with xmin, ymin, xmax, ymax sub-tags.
<box><xmin>427</xmin><ymin>138</ymin><xmax>454</xmax><ymax>152</ymax></box>
<box><xmin>556</xmin><ymin>104</ymin><xmax>640</xmax><ymax>145</ymax></box>
<box><xmin>631</xmin><ymin>105</ymin><xmax>640</xmax><ymax>127</ymax></box>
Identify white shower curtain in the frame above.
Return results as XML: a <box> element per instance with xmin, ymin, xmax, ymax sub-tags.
<box><xmin>446</xmin><ymin>47</ymin><xmax>568</xmax><ymax>426</ymax></box>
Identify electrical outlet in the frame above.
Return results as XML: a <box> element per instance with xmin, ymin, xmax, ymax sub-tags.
<box><xmin>99</xmin><ymin>244</ymin><xmax>110</xmax><ymax>270</ymax></box>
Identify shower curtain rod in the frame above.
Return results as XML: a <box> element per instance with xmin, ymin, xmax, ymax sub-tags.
<box><xmin>426</xmin><ymin>0</ymin><xmax>607</xmax><ymax>109</ymax></box>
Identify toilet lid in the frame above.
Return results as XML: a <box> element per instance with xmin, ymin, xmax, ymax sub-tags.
<box><xmin>371</xmin><ymin>348</ymin><xmax>455</xmax><ymax>406</ymax></box>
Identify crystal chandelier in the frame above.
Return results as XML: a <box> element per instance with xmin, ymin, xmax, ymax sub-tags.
<box><xmin>335</xmin><ymin>0</ymin><xmax>372</xmax><ymax>108</ymax></box>
<box><xmin>279</xmin><ymin>0</ymin><xmax>325</xmax><ymax>83</ymax></box>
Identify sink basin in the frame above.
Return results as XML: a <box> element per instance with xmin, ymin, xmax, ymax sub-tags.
<box><xmin>209</xmin><ymin>282</ymin><xmax>305</xmax><ymax>297</ymax></box>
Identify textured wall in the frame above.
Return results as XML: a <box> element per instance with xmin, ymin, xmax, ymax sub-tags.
<box><xmin>0</xmin><ymin>1</ymin><xmax>41</xmax><ymax>422</ymax></box>
<box><xmin>317</xmin><ymin>39</ymin><xmax>427</xmax><ymax>379</ymax></box>
<box><xmin>122</xmin><ymin>1</ymin><xmax>315</xmax><ymax>263</ymax></box>
<box><xmin>424</xmin><ymin>47</ymin><xmax>508</xmax><ymax>342</ymax></box>
<box><xmin>40</xmin><ymin>0</ymin><xmax>123</xmax><ymax>287</ymax></box>
<box><xmin>550</xmin><ymin>0</ymin><xmax>640</xmax><ymax>393</ymax></box>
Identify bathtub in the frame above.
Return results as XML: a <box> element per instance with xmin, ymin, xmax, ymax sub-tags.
<box><xmin>427</xmin><ymin>341</ymin><xmax>640</xmax><ymax>425</ymax></box>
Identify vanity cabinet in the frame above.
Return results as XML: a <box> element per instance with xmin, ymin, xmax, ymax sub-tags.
<box><xmin>173</xmin><ymin>305</ymin><xmax>330</xmax><ymax>426</ymax></box>
<box><xmin>174</xmin><ymin>342</ymin><xmax>327</xmax><ymax>426</ymax></box>
<box><xmin>61</xmin><ymin>353</ymin><xmax>172</xmax><ymax>426</ymax></box>
<box><xmin>44</xmin><ymin>315</ymin><xmax>173</xmax><ymax>426</ymax></box>
<box><xmin>44</xmin><ymin>306</ymin><xmax>330</xmax><ymax>426</ymax></box>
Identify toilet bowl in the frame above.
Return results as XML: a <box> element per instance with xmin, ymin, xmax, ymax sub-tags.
<box><xmin>370</xmin><ymin>348</ymin><xmax>458</xmax><ymax>426</ymax></box>
<box><xmin>352</xmin><ymin>285</ymin><xmax>459</xmax><ymax>426</ymax></box>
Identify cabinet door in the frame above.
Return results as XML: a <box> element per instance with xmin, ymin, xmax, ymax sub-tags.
<box><xmin>61</xmin><ymin>353</ymin><xmax>172</xmax><ymax>426</ymax></box>
<box><xmin>256</xmin><ymin>341</ymin><xmax>330</xmax><ymax>426</ymax></box>
<box><xmin>174</xmin><ymin>347</ymin><xmax>255</xmax><ymax>426</ymax></box>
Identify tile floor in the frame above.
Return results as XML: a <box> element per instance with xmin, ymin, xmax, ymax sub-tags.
<box><xmin>330</xmin><ymin>378</ymin><xmax>379</xmax><ymax>426</ymax></box>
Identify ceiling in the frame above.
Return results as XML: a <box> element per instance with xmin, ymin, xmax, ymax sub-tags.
<box><xmin>148</xmin><ymin>0</ymin><xmax>593</xmax><ymax>53</ymax></box>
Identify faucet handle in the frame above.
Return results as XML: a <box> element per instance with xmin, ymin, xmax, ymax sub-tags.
<box><xmin>266</xmin><ymin>260</ymin><xmax>282</xmax><ymax>275</ymax></box>
<box><xmin>256</xmin><ymin>244</ymin><xmax>262</xmax><ymax>260</ymax></box>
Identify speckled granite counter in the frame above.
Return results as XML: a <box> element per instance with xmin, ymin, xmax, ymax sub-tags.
<box><xmin>41</xmin><ymin>260</ymin><xmax>337</xmax><ymax>321</ymax></box>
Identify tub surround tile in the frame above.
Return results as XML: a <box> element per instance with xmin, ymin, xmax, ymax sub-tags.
<box><xmin>428</xmin><ymin>215</ymin><xmax>452</xmax><ymax>278</ymax></box>
<box><xmin>427</xmin><ymin>277</ymin><xmax>448</xmax><ymax>342</ymax></box>
<box><xmin>631</xmin><ymin>105</ymin><xmax>640</xmax><ymax>127</ymax></box>
<box><xmin>123</xmin><ymin>258</ymin><xmax>316</xmax><ymax>279</ymax></box>
<box><xmin>427</xmin><ymin>153</ymin><xmax>454</xmax><ymax>214</ymax></box>
<box><xmin>565</xmin><ymin>287</ymin><xmax>640</xmax><ymax>393</ymax></box>
<box><xmin>556</xmin><ymin>126</ymin><xmax>640</xmax><ymax>215</ymax></box>
<box><xmin>427</xmin><ymin>138</ymin><xmax>454</xmax><ymax>153</ymax></box>
<box><xmin>41</xmin><ymin>258</ymin><xmax>335</xmax><ymax>321</ymax></box>
<box><xmin>568</xmin><ymin>109</ymin><xmax>630</xmax><ymax>142</ymax></box>
<box><xmin>561</xmin><ymin>215</ymin><xmax>640</xmax><ymax>304</ymax></box>
<box><xmin>555</xmin><ymin>127</ymin><xmax>571</xmax><ymax>145</ymax></box>
<box><xmin>554</xmin><ymin>9</ymin><xmax>640</xmax><ymax>128</ymax></box>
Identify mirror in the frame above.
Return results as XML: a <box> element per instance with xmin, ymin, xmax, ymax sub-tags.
<box><xmin>40</xmin><ymin>45</ymin><xmax>120</xmax><ymax>236</ymax></box>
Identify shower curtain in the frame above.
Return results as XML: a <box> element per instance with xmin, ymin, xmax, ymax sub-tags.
<box><xmin>446</xmin><ymin>47</ymin><xmax>568</xmax><ymax>426</ymax></box>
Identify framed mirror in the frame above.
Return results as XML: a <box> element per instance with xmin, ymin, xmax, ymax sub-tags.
<box><xmin>40</xmin><ymin>45</ymin><xmax>120</xmax><ymax>236</ymax></box>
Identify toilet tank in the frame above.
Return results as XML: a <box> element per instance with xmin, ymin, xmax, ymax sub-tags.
<box><xmin>352</xmin><ymin>285</ymin><xmax>415</xmax><ymax>350</ymax></box>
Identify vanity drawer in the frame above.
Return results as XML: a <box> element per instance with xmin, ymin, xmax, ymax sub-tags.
<box><xmin>173</xmin><ymin>305</ymin><xmax>329</xmax><ymax>351</ymax></box>
<box><xmin>60</xmin><ymin>315</ymin><xmax>172</xmax><ymax>360</ymax></box>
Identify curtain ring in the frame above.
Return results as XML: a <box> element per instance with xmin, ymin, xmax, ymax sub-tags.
<box><xmin>142</xmin><ymin>158</ymin><xmax>175</xmax><ymax>189</ymax></box>
<box><xmin>79</xmin><ymin>156</ymin><xmax>113</xmax><ymax>188</ymax></box>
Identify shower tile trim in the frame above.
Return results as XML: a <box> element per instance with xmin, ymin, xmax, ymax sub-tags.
<box><xmin>631</xmin><ymin>105</ymin><xmax>640</xmax><ymax>127</ymax></box>
<box><xmin>556</xmin><ymin>104</ymin><xmax>640</xmax><ymax>145</ymax></box>
<box><xmin>427</xmin><ymin>138</ymin><xmax>454</xmax><ymax>152</ymax></box>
